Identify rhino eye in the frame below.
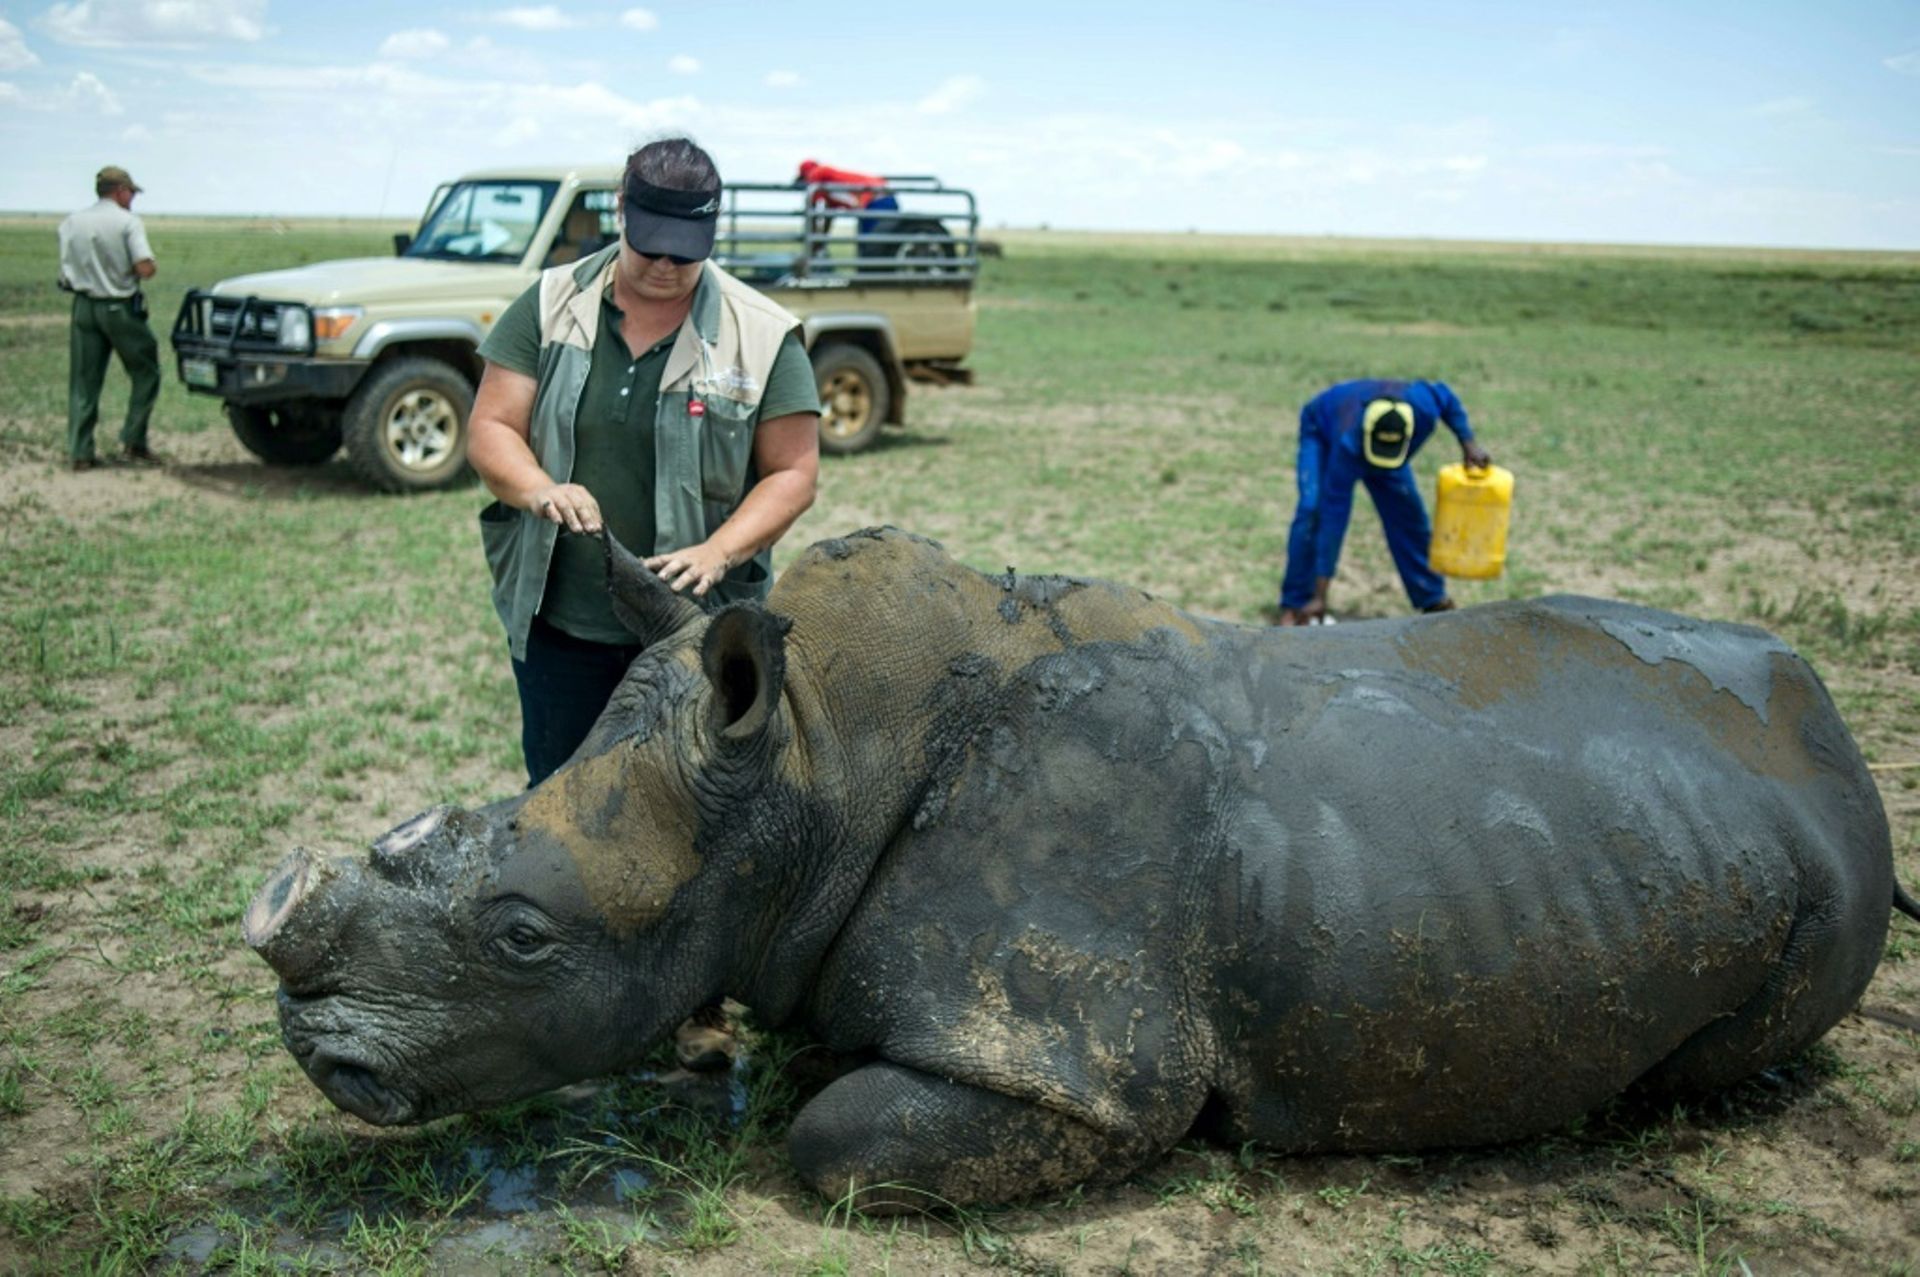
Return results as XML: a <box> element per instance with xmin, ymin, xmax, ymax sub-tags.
<box><xmin>490</xmin><ymin>914</ymin><xmax>558</xmax><ymax>966</ymax></box>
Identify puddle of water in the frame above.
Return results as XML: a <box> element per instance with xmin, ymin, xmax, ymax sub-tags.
<box><xmin>161</xmin><ymin>1223</ymin><xmax>224</xmax><ymax>1267</ymax></box>
<box><xmin>429</xmin><ymin>1216</ymin><xmax>548</xmax><ymax>1272</ymax></box>
<box><xmin>154</xmin><ymin>1053</ymin><xmax>754</xmax><ymax>1269</ymax></box>
<box><xmin>272</xmin><ymin>1229</ymin><xmax>351</xmax><ymax>1268</ymax></box>
<box><xmin>163</xmin><ymin>1220</ymin><xmax>353</xmax><ymax>1271</ymax></box>
<box><xmin>483</xmin><ymin>1163</ymin><xmax>542</xmax><ymax>1214</ymax></box>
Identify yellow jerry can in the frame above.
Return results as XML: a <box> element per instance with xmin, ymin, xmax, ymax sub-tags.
<box><xmin>1430</xmin><ymin>463</ymin><xmax>1514</xmax><ymax>580</ymax></box>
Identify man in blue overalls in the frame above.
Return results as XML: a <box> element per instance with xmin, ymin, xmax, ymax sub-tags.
<box><xmin>1276</xmin><ymin>379</ymin><xmax>1491</xmax><ymax>626</ymax></box>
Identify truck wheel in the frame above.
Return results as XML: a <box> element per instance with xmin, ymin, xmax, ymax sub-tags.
<box><xmin>226</xmin><ymin>403</ymin><xmax>343</xmax><ymax>466</ymax></box>
<box><xmin>813</xmin><ymin>343</ymin><xmax>891</xmax><ymax>456</ymax></box>
<box><xmin>894</xmin><ymin>218</ymin><xmax>957</xmax><ymax>262</ymax></box>
<box><xmin>859</xmin><ymin>218</ymin><xmax>958</xmax><ymax>263</ymax></box>
<box><xmin>342</xmin><ymin>357</ymin><xmax>474</xmax><ymax>492</ymax></box>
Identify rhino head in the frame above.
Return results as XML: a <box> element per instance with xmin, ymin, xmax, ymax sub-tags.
<box><xmin>244</xmin><ymin>532</ymin><xmax>811</xmax><ymax>1125</ymax></box>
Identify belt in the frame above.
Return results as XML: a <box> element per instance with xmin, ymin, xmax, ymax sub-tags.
<box><xmin>76</xmin><ymin>292</ymin><xmax>134</xmax><ymax>302</ymax></box>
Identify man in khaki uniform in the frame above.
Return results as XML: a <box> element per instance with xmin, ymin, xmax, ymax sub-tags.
<box><xmin>58</xmin><ymin>165</ymin><xmax>160</xmax><ymax>470</ymax></box>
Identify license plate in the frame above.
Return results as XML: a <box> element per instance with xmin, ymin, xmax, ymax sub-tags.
<box><xmin>181</xmin><ymin>356</ymin><xmax>219</xmax><ymax>389</ymax></box>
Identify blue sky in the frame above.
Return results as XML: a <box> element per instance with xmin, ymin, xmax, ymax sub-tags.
<box><xmin>1</xmin><ymin>0</ymin><xmax>1916</xmax><ymax>248</ymax></box>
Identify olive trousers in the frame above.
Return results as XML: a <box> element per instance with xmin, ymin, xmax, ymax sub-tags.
<box><xmin>68</xmin><ymin>292</ymin><xmax>160</xmax><ymax>461</ymax></box>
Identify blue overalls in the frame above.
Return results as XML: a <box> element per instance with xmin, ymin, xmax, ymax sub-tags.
<box><xmin>1279</xmin><ymin>379</ymin><xmax>1475</xmax><ymax>612</ymax></box>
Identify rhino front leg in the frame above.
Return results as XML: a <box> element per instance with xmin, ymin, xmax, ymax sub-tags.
<box><xmin>788</xmin><ymin>1061</ymin><xmax>1139</xmax><ymax>1210</ymax></box>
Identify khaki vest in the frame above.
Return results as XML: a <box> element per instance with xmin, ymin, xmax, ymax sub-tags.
<box><xmin>480</xmin><ymin>245</ymin><xmax>802</xmax><ymax>659</ymax></box>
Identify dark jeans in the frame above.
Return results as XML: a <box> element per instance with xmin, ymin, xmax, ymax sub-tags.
<box><xmin>510</xmin><ymin>616</ymin><xmax>642</xmax><ymax>788</ymax></box>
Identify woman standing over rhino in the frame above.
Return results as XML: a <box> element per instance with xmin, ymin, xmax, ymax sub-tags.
<box><xmin>468</xmin><ymin>136</ymin><xmax>820</xmax><ymax>787</ymax></box>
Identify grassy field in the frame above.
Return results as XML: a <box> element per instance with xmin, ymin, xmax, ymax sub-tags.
<box><xmin>1</xmin><ymin>215</ymin><xmax>1917</xmax><ymax>1275</ymax></box>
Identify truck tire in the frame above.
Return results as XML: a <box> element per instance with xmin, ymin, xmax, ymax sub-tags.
<box><xmin>813</xmin><ymin>342</ymin><xmax>891</xmax><ymax>456</ymax></box>
<box><xmin>896</xmin><ymin>218</ymin><xmax>958</xmax><ymax>262</ymax></box>
<box><xmin>342</xmin><ymin>357</ymin><xmax>474</xmax><ymax>492</ymax></box>
<box><xmin>860</xmin><ymin>217</ymin><xmax>958</xmax><ymax>263</ymax></box>
<box><xmin>226</xmin><ymin>403</ymin><xmax>343</xmax><ymax>466</ymax></box>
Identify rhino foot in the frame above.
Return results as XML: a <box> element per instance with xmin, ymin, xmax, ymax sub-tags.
<box><xmin>788</xmin><ymin>1060</ymin><xmax>1132</xmax><ymax>1211</ymax></box>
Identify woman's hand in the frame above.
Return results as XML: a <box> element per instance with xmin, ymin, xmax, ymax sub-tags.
<box><xmin>529</xmin><ymin>483</ymin><xmax>602</xmax><ymax>535</ymax></box>
<box><xmin>645</xmin><ymin>541</ymin><xmax>732</xmax><ymax>597</ymax></box>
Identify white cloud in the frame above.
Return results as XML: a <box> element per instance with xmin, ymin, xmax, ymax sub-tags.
<box><xmin>448</xmin><ymin>35</ymin><xmax>549</xmax><ymax>80</ymax></box>
<box><xmin>4</xmin><ymin>69</ymin><xmax>125</xmax><ymax>113</ymax></box>
<box><xmin>619</xmin><ymin>8</ymin><xmax>658</xmax><ymax>32</ymax></box>
<box><xmin>380</xmin><ymin>29</ymin><xmax>451</xmax><ymax>60</ymax></box>
<box><xmin>41</xmin><ymin>0</ymin><xmax>267</xmax><ymax>47</ymax></box>
<box><xmin>668</xmin><ymin>53</ymin><xmax>699</xmax><ymax>74</ymax></box>
<box><xmin>0</xmin><ymin>17</ymin><xmax>38</xmax><ymax>69</ymax></box>
<box><xmin>65</xmin><ymin>69</ymin><xmax>122</xmax><ymax>112</ymax></box>
<box><xmin>1148</xmin><ymin>130</ymin><xmax>1244</xmax><ymax>178</ymax></box>
<box><xmin>186</xmin><ymin>55</ymin><xmax>702</xmax><ymax>139</ymax></box>
<box><xmin>482</xmin><ymin>6</ymin><xmax>579</xmax><ymax>32</ymax></box>
<box><xmin>1884</xmin><ymin>50</ymin><xmax>1920</xmax><ymax>75</ymax></box>
<box><xmin>765</xmin><ymin>69</ymin><xmax>802</xmax><ymax>89</ymax></box>
<box><xmin>122</xmin><ymin>121</ymin><xmax>150</xmax><ymax>140</ymax></box>
<box><xmin>917</xmin><ymin>74</ymin><xmax>982</xmax><ymax>115</ymax></box>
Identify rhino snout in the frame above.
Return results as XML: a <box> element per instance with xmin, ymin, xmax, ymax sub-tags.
<box><xmin>303</xmin><ymin>1049</ymin><xmax>415</xmax><ymax>1125</ymax></box>
<box><xmin>245</xmin><ymin>849</ymin><xmax>362</xmax><ymax>989</ymax></box>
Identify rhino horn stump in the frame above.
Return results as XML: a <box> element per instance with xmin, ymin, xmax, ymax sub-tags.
<box><xmin>244</xmin><ymin>849</ymin><xmax>357</xmax><ymax>989</ymax></box>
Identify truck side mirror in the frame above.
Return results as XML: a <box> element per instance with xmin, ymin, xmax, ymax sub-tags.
<box><xmin>392</xmin><ymin>232</ymin><xmax>413</xmax><ymax>256</ymax></box>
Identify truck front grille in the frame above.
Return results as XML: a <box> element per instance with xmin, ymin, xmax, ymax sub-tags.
<box><xmin>205</xmin><ymin>297</ymin><xmax>282</xmax><ymax>342</ymax></box>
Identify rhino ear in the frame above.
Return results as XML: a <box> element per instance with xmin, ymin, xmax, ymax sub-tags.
<box><xmin>700</xmin><ymin>604</ymin><xmax>791</xmax><ymax>743</ymax></box>
<box><xmin>603</xmin><ymin>528</ymin><xmax>704</xmax><ymax>647</ymax></box>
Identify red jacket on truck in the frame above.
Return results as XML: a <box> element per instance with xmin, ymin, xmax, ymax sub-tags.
<box><xmin>796</xmin><ymin>160</ymin><xmax>890</xmax><ymax>210</ymax></box>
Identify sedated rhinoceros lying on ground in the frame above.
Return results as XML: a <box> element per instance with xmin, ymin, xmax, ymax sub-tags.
<box><xmin>246</xmin><ymin>526</ymin><xmax>1915</xmax><ymax>1208</ymax></box>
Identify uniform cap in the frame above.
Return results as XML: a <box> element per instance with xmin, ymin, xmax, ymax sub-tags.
<box><xmin>96</xmin><ymin>165</ymin><xmax>142</xmax><ymax>193</ymax></box>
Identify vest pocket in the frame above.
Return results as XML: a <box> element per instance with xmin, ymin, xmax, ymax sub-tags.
<box><xmin>712</xmin><ymin>553</ymin><xmax>771</xmax><ymax>605</ymax></box>
<box><xmin>478</xmin><ymin>499</ymin><xmax>522</xmax><ymax>585</ymax></box>
<box><xmin>698</xmin><ymin>395</ymin><xmax>756</xmax><ymax>501</ymax></box>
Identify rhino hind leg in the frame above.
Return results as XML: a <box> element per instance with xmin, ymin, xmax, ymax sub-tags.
<box><xmin>787</xmin><ymin>1061</ymin><xmax>1139</xmax><ymax>1211</ymax></box>
<box><xmin>1632</xmin><ymin>873</ymin><xmax>1870</xmax><ymax>1099</ymax></box>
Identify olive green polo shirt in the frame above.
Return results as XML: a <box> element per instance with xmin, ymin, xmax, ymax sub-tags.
<box><xmin>480</xmin><ymin>279</ymin><xmax>820</xmax><ymax>644</ymax></box>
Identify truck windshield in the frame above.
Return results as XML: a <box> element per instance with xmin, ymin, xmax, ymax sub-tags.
<box><xmin>404</xmin><ymin>181</ymin><xmax>560</xmax><ymax>263</ymax></box>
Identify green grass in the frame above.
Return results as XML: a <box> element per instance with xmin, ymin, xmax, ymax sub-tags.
<box><xmin>0</xmin><ymin>217</ymin><xmax>1916</xmax><ymax>1272</ymax></box>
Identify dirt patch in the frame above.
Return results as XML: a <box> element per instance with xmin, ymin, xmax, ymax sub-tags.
<box><xmin>1332</xmin><ymin>319</ymin><xmax>1481</xmax><ymax>338</ymax></box>
<box><xmin>20</xmin><ymin>428</ymin><xmax>381</xmax><ymax>519</ymax></box>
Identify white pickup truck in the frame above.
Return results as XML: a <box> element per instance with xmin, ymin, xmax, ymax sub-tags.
<box><xmin>170</xmin><ymin>166</ymin><xmax>979</xmax><ymax>490</ymax></box>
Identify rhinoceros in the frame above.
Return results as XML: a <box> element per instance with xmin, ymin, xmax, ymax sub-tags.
<box><xmin>246</xmin><ymin>527</ymin><xmax>1914</xmax><ymax>1207</ymax></box>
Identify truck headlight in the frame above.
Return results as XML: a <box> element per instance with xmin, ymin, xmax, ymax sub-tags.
<box><xmin>275</xmin><ymin>305</ymin><xmax>312</xmax><ymax>350</ymax></box>
<box><xmin>312</xmin><ymin>306</ymin><xmax>363</xmax><ymax>342</ymax></box>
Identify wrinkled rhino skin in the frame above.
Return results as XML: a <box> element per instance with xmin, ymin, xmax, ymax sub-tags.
<box><xmin>247</xmin><ymin>527</ymin><xmax>1908</xmax><ymax>1208</ymax></box>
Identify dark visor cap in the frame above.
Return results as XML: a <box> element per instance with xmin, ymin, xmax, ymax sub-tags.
<box><xmin>622</xmin><ymin>177</ymin><xmax>720</xmax><ymax>263</ymax></box>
